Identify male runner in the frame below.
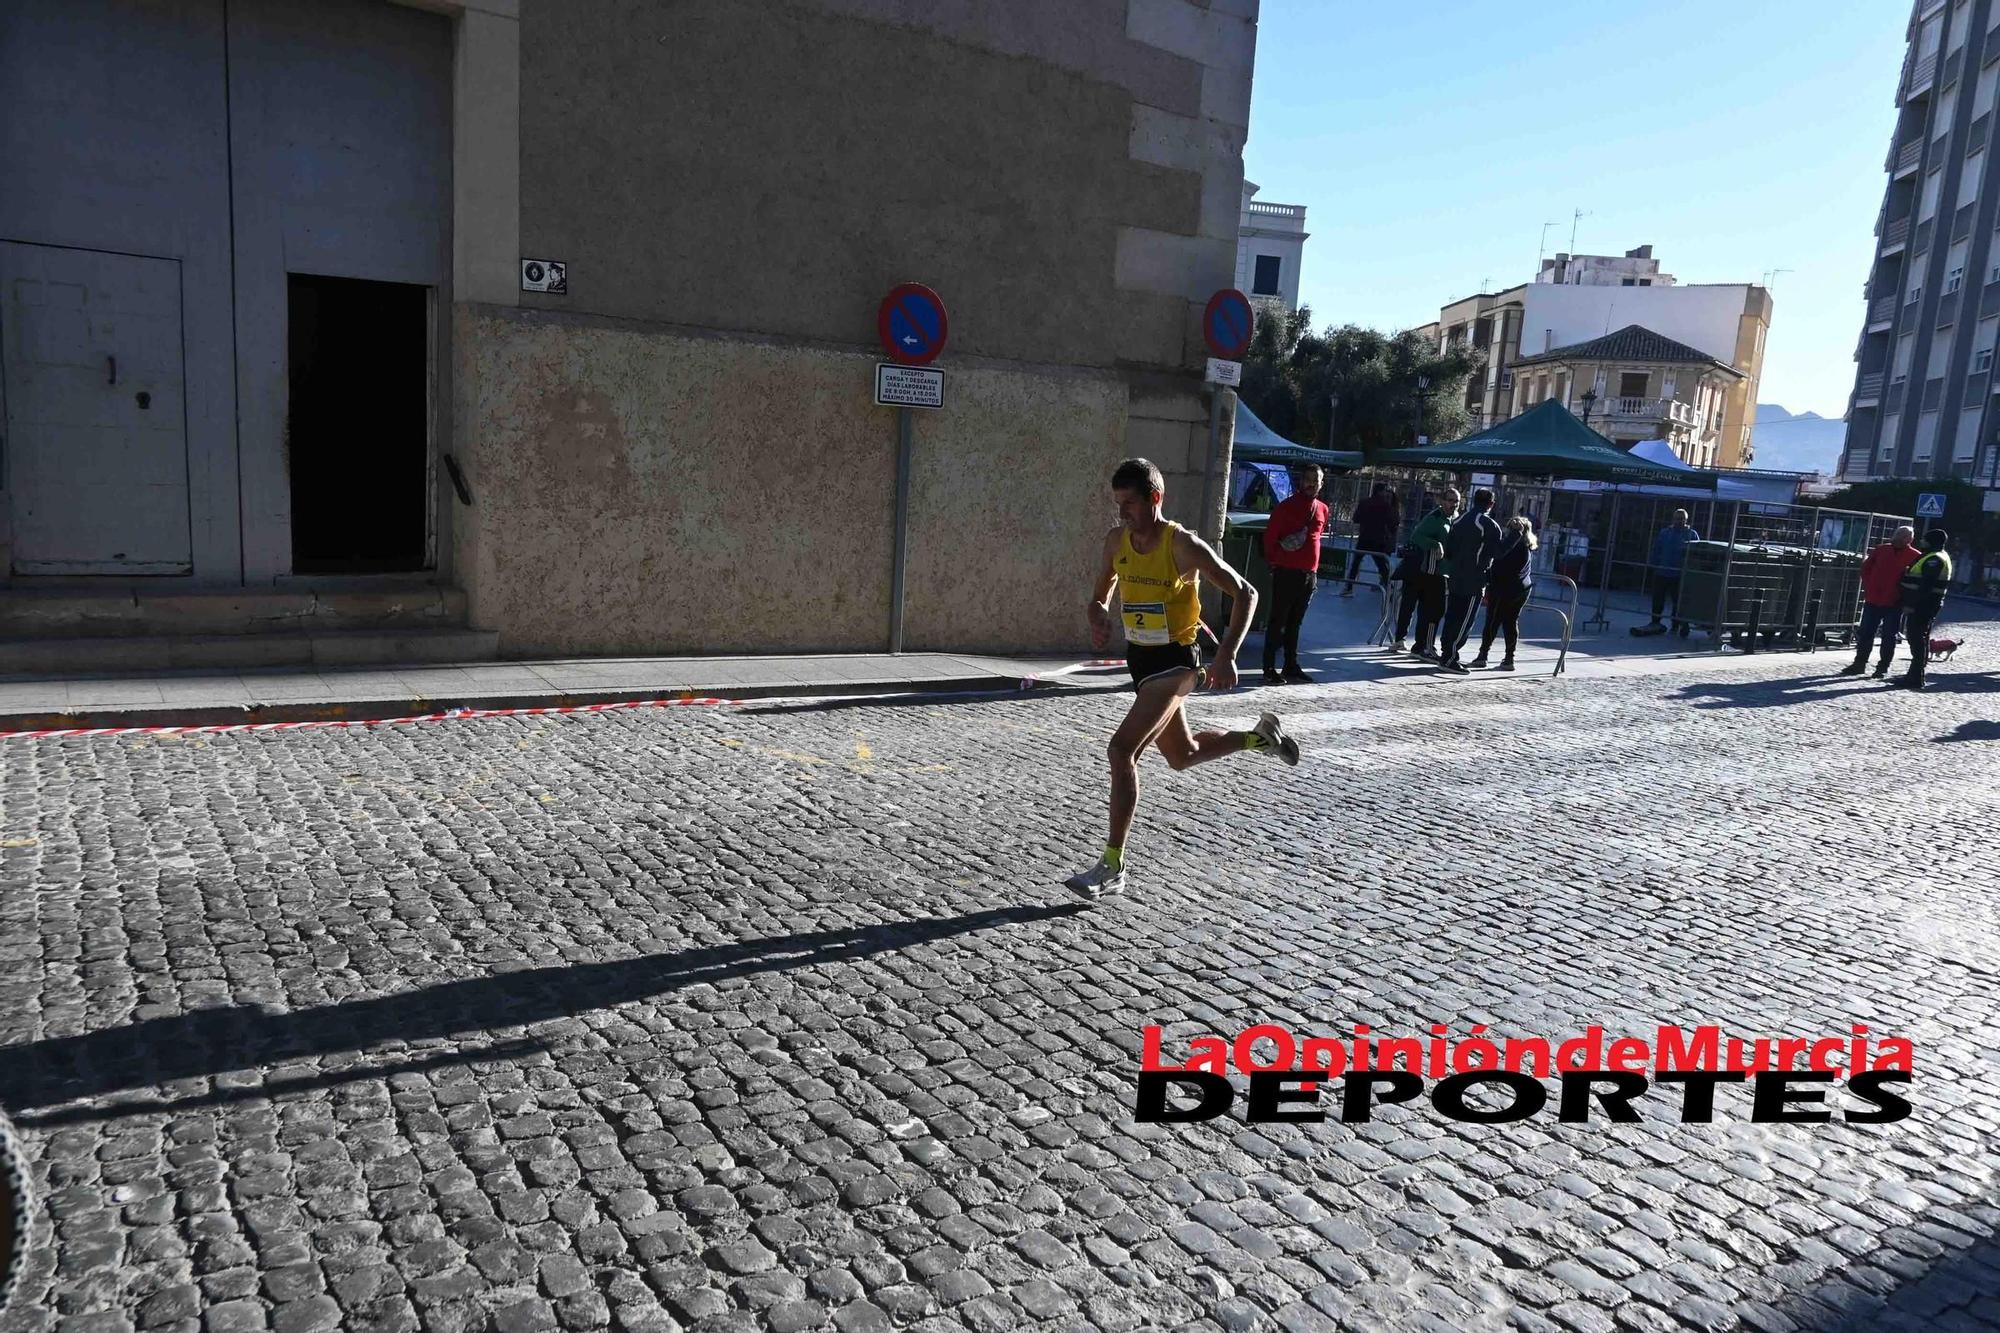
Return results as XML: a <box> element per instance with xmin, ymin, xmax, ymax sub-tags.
<box><xmin>1065</xmin><ymin>458</ymin><xmax>1300</xmax><ymax>899</ymax></box>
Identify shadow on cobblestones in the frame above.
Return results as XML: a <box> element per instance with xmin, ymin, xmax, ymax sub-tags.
<box><xmin>17</xmin><ymin>1038</ymin><xmax>548</xmax><ymax>1129</ymax></box>
<box><xmin>0</xmin><ymin>904</ymin><xmax>1086</xmax><ymax>1116</ymax></box>
<box><xmin>1675</xmin><ymin>675</ymin><xmax>1905</xmax><ymax>709</ymax></box>
<box><xmin>1774</xmin><ymin>1230</ymin><xmax>2000</xmax><ymax>1331</ymax></box>
<box><xmin>1913</xmin><ymin>671</ymin><xmax>2000</xmax><ymax>695</ymax></box>
<box><xmin>737</xmin><ymin>683</ymin><xmax>1124</xmax><ymax>715</ymax></box>
<box><xmin>1933</xmin><ymin>718</ymin><xmax>2000</xmax><ymax>742</ymax></box>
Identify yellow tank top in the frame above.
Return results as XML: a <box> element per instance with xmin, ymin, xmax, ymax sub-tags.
<box><xmin>1117</xmin><ymin>522</ymin><xmax>1201</xmax><ymax>647</ymax></box>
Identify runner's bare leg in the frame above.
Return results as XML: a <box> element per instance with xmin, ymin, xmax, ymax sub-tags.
<box><xmin>1106</xmin><ymin>668</ymin><xmax>1200</xmax><ymax>849</ymax></box>
<box><xmin>1152</xmin><ymin>705</ymin><xmax>1255</xmax><ymax>772</ymax></box>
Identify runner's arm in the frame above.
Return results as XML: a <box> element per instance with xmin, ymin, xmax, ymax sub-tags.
<box><xmin>1087</xmin><ymin>528</ymin><xmax>1120</xmax><ymax>652</ymax></box>
<box><xmin>1177</xmin><ymin>529</ymin><xmax>1256</xmax><ymax>663</ymax></box>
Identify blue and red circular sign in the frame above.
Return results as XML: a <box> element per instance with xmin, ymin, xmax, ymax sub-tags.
<box><xmin>877</xmin><ymin>283</ymin><xmax>949</xmax><ymax>365</ymax></box>
<box><xmin>1203</xmin><ymin>288</ymin><xmax>1254</xmax><ymax>360</ymax></box>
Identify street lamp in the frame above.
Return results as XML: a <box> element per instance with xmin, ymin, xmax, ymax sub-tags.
<box><xmin>1580</xmin><ymin>387</ymin><xmax>1599</xmax><ymax>428</ymax></box>
<box><xmin>1414</xmin><ymin>373</ymin><xmax>1433</xmax><ymax>444</ymax></box>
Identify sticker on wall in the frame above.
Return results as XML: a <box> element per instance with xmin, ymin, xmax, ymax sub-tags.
<box><xmin>521</xmin><ymin>259</ymin><xmax>568</xmax><ymax>294</ymax></box>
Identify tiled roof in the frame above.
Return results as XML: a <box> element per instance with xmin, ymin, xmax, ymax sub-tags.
<box><xmin>1513</xmin><ymin>324</ymin><xmax>1744</xmax><ymax>376</ymax></box>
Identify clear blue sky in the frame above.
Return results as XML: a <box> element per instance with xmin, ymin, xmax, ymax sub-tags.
<box><xmin>1243</xmin><ymin>0</ymin><xmax>1911</xmax><ymax>420</ymax></box>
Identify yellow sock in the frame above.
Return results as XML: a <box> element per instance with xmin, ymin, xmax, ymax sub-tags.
<box><xmin>1102</xmin><ymin>845</ymin><xmax>1124</xmax><ymax>871</ymax></box>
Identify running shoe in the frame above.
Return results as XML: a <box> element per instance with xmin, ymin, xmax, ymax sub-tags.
<box><xmin>1064</xmin><ymin>859</ymin><xmax>1127</xmax><ymax>899</ymax></box>
<box><xmin>1252</xmin><ymin>712</ymin><xmax>1301</xmax><ymax>767</ymax></box>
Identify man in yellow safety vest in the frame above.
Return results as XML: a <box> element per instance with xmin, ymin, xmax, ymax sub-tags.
<box><xmin>1890</xmin><ymin>528</ymin><xmax>1954</xmax><ymax>692</ymax></box>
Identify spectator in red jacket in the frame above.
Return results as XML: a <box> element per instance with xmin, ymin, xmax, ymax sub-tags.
<box><xmin>1841</xmin><ymin>525</ymin><xmax>1920</xmax><ymax>678</ymax></box>
<box><xmin>1261</xmin><ymin>465</ymin><xmax>1329</xmax><ymax>685</ymax></box>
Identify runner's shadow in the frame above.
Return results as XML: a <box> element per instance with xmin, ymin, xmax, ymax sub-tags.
<box><xmin>0</xmin><ymin>904</ymin><xmax>1088</xmax><ymax>1114</ymax></box>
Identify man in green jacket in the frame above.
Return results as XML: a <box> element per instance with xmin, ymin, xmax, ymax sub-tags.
<box><xmin>1394</xmin><ymin>488</ymin><xmax>1459</xmax><ymax>657</ymax></box>
<box><xmin>1890</xmin><ymin>528</ymin><xmax>1954</xmax><ymax>692</ymax></box>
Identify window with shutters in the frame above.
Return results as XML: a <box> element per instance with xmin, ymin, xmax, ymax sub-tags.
<box><xmin>1923</xmin><ymin>166</ymin><xmax>1945</xmax><ymax>220</ymax></box>
<box><xmin>1913</xmin><ymin>411</ymin><xmax>1939</xmax><ymax>461</ymax></box>
<box><xmin>1957</xmin><ymin>407</ymin><xmax>1983</xmax><ymax>459</ymax></box>
<box><xmin>1895</xmin><ymin>332</ymin><xmax>1916</xmax><ymax>381</ymax></box>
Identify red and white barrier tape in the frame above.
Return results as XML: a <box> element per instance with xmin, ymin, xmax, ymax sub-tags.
<box><xmin>2</xmin><ymin>695</ymin><xmax>739</xmax><ymax>741</ymax></box>
<box><xmin>1019</xmin><ymin>659</ymin><xmax>1125</xmax><ymax>688</ymax></box>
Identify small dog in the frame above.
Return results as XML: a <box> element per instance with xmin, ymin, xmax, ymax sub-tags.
<box><xmin>1928</xmin><ymin>637</ymin><xmax>1965</xmax><ymax>663</ymax></box>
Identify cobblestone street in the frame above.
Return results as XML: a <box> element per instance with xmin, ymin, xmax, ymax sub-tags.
<box><xmin>3</xmin><ymin>638</ymin><xmax>1999</xmax><ymax>1333</ymax></box>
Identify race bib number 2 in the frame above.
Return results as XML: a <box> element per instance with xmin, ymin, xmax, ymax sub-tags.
<box><xmin>1122</xmin><ymin>601</ymin><xmax>1170</xmax><ymax>645</ymax></box>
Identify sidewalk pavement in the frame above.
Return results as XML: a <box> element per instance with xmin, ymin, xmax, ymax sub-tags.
<box><xmin>0</xmin><ymin>583</ymin><xmax>1869</xmax><ymax>733</ymax></box>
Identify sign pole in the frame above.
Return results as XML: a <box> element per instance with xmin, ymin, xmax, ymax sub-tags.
<box><xmin>890</xmin><ymin>406</ymin><xmax>913</xmax><ymax>653</ymax></box>
<box><xmin>1197</xmin><ymin>390</ymin><xmax>1222</xmax><ymax>539</ymax></box>
<box><xmin>1198</xmin><ymin>289</ymin><xmax>1254</xmax><ymax>542</ymax></box>
<box><xmin>874</xmin><ymin>283</ymin><xmax>948</xmax><ymax>655</ymax></box>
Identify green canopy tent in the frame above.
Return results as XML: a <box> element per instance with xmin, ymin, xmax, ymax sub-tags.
<box><xmin>1369</xmin><ymin>399</ymin><xmax>1721</xmax><ymax>489</ymax></box>
<box><xmin>1372</xmin><ymin>399</ymin><xmax>1721</xmax><ymax>631</ymax></box>
<box><xmin>1232</xmin><ymin>399</ymin><xmax>1363</xmax><ymax>472</ymax></box>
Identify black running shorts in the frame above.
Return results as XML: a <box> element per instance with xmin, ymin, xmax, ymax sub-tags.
<box><xmin>1127</xmin><ymin>641</ymin><xmax>1205</xmax><ymax>688</ymax></box>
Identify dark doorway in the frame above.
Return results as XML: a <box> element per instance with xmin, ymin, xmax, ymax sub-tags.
<box><xmin>287</xmin><ymin>274</ymin><xmax>430</xmax><ymax>573</ymax></box>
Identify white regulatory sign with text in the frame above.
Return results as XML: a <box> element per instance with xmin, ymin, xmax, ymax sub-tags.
<box><xmin>1205</xmin><ymin>358</ymin><xmax>1243</xmax><ymax>387</ymax></box>
<box><xmin>875</xmin><ymin>364</ymin><xmax>944</xmax><ymax>409</ymax></box>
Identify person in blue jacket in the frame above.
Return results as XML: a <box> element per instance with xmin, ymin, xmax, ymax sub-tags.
<box><xmin>1645</xmin><ymin>509</ymin><xmax>1699</xmax><ymax>636</ymax></box>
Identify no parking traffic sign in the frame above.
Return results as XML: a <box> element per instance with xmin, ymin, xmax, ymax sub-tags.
<box><xmin>1203</xmin><ymin>288</ymin><xmax>1254</xmax><ymax>361</ymax></box>
<box><xmin>877</xmin><ymin>283</ymin><xmax>949</xmax><ymax>365</ymax></box>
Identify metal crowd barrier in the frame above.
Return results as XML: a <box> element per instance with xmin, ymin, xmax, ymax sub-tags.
<box><xmin>1370</xmin><ymin>571</ymin><xmax>1576</xmax><ymax>677</ymax></box>
<box><xmin>1316</xmin><ymin>538</ymin><xmax>1394</xmax><ymax>647</ymax></box>
<box><xmin>1523</xmin><ymin>573</ymin><xmax>1579</xmax><ymax>677</ymax></box>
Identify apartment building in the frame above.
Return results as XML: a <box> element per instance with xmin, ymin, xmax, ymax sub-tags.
<box><xmin>1840</xmin><ymin>0</ymin><xmax>2000</xmax><ymax>492</ymax></box>
<box><xmin>1425</xmin><ymin>247</ymin><xmax>1771</xmax><ymax>466</ymax></box>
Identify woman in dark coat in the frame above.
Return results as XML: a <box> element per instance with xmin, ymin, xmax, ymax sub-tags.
<box><xmin>1470</xmin><ymin>516</ymin><xmax>1537</xmax><ymax>671</ymax></box>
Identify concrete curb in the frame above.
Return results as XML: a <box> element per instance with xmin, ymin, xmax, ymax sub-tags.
<box><xmin>0</xmin><ymin>644</ymin><xmax>1833</xmax><ymax>735</ymax></box>
<box><xmin>0</xmin><ymin>670</ymin><xmax>1142</xmax><ymax>734</ymax></box>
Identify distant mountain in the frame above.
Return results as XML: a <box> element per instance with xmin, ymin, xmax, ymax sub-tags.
<box><xmin>1749</xmin><ymin>404</ymin><xmax>1846</xmax><ymax>476</ymax></box>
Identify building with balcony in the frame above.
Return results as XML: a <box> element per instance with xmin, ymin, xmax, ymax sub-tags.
<box><xmin>1503</xmin><ymin>325</ymin><xmax>1746</xmax><ymax>468</ymax></box>
<box><xmin>1422</xmin><ymin>247</ymin><xmax>1771</xmax><ymax>466</ymax></box>
<box><xmin>1840</xmin><ymin>0</ymin><xmax>2000</xmax><ymax>492</ymax></box>
<box><xmin>1235</xmin><ymin>181</ymin><xmax>1308</xmax><ymax>315</ymax></box>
